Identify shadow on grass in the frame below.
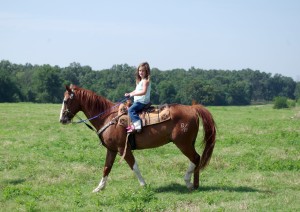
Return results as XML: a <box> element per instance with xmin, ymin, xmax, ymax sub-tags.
<box><xmin>155</xmin><ymin>183</ymin><xmax>262</xmax><ymax>193</ymax></box>
<box><xmin>2</xmin><ymin>178</ymin><xmax>26</xmax><ymax>185</ymax></box>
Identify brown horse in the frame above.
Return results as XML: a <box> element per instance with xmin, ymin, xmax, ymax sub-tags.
<box><xmin>59</xmin><ymin>84</ymin><xmax>216</xmax><ymax>192</ymax></box>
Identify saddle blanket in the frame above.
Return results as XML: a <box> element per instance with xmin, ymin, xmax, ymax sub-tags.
<box><xmin>118</xmin><ymin>103</ymin><xmax>171</xmax><ymax>127</ymax></box>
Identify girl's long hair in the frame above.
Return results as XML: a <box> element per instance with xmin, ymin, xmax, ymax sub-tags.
<box><xmin>135</xmin><ymin>62</ymin><xmax>150</xmax><ymax>84</ymax></box>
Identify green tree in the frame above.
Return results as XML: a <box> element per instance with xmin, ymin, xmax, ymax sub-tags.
<box><xmin>15</xmin><ymin>63</ymin><xmax>36</xmax><ymax>101</ymax></box>
<box><xmin>268</xmin><ymin>74</ymin><xmax>296</xmax><ymax>100</ymax></box>
<box><xmin>0</xmin><ymin>60</ymin><xmax>298</xmax><ymax>105</ymax></box>
<box><xmin>33</xmin><ymin>65</ymin><xmax>63</xmax><ymax>103</ymax></box>
<box><xmin>61</xmin><ymin>62</ymin><xmax>83</xmax><ymax>86</ymax></box>
<box><xmin>0</xmin><ymin>60</ymin><xmax>21</xmax><ymax>102</ymax></box>
<box><xmin>157</xmin><ymin>81</ymin><xmax>176</xmax><ymax>104</ymax></box>
<box><xmin>227</xmin><ymin>81</ymin><xmax>252</xmax><ymax>105</ymax></box>
<box><xmin>294</xmin><ymin>82</ymin><xmax>300</xmax><ymax>101</ymax></box>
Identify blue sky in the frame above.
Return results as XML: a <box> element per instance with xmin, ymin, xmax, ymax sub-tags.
<box><xmin>1</xmin><ymin>0</ymin><xmax>299</xmax><ymax>80</ymax></box>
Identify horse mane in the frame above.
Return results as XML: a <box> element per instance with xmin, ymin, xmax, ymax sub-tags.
<box><xmin>72</xmin><ymin>85</ymin><xmax>114</xmax><ymax>112</ymax></box>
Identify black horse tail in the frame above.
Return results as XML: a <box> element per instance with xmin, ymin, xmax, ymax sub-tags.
<box><xmin>192</xmin><ymin>104</ymin><xmax>216</xmax><ymax>170</ymax></box>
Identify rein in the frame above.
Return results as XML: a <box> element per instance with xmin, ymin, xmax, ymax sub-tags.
<box><xmin>72</xmin><ymin>96</ymin><xmax>128</xmax><ymax>124</ymax></box>
<box><xmin>69</xmin><ymin>96</ymin><xmax>128</xmax><ymax>134</ymax></box>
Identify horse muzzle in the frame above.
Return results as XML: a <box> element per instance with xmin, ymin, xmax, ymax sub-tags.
<box><xmin>59</xmin><ymin>117</ymin><xmax>72</xmax><ymax>124</ymax></box>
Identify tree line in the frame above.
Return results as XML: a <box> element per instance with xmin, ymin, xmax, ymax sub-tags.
<box><xmin>0</xmin><ymin>60</ymin><xmax>299</xmax><ymax>105</ymax></box>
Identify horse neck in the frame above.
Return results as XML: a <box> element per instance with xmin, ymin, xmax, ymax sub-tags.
<box><xmin>77</xmin><ymin>91</ymin><xmax>115</xmax><ymax>129</ymax></box>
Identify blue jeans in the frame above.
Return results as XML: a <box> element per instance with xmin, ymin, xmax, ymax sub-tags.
<box><xmin>128</xmin><ymin>102</ymin><xmax>146</xmax><ymax>123</ymax></box>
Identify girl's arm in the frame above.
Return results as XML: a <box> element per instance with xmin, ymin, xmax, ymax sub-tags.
<box><xmin>125</xmin><ymin>80</ymin><xmax>149</xmax><ymax>97</ymax></box>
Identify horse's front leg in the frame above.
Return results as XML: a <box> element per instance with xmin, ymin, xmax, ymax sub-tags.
<box><xmin>93</xmin><ymin>149</ymin><xmax>117</xmax><ymax>193</ymax></box>
<box><xmin>122</xmin><ymin>148</ymin><xmax>146</xmax><ymax>186</ymax></box>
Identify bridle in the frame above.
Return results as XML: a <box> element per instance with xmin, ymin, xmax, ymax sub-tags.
<box><xmin>62</xmin><ymin>91</ymin><xmax>76</xmax><ymax>120</ymax></box>
<box><xmin>61</xmin><ymin>88</ymin><xmax>129</xmax><ymax>147</ymax></box>
<box><xmin>61</xmin><ymin>89</ymin><xmax>129</xmax><ymax>129</ymax></box>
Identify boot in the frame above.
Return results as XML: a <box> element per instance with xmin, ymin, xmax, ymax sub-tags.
<box><xmin>133</xmin><ymin>120</ymin><xmax>142</xmax><ymax>133</ymax></box>
<box><xmin>126</xmin><ymin>120</ymin><xmax>142</xmax><ymax>133</ymax></box>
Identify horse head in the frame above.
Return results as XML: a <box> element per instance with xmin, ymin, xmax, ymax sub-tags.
<box><xmin>59</xmin><ymin>84</ymin><xmax>81</xmax><ymax>124</ymax></box>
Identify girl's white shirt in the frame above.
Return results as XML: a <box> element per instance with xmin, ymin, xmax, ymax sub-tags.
<box><xmin>134</xmin><ymin>79</ymin><xmax>151</xmax><ymax>104</ymax></box>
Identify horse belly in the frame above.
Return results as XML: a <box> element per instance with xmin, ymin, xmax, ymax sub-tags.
<box><xmin>134</xmin><ymin>125</ymin><xmax>172</xmax><ymax>149</ymax></box>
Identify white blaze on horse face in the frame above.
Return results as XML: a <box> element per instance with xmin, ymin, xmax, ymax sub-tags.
<box><xmin>59</xmin><ymin>99</ymin><xmax>66</xmax><ymax>122</ymax></box>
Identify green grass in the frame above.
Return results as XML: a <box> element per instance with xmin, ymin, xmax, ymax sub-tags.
<box><xmin>1</xmin><ymin>103</ymin><xmax>299</xmax><ymax>211</ymax></box>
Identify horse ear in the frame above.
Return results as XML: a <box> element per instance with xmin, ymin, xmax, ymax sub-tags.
<box><xmin>192</xmin><ymin>100</ymin><xmax>198</xmax><ymax>105</ymax></box>
<box><xmin>65</xmin><ymin>85</ymin><xmax>72</xmax><ymax>92</ymax></box>
<box><xmin>70</xmin><ymin>84</ymin><xmax>77</xmax><ymax>90</ymax></box>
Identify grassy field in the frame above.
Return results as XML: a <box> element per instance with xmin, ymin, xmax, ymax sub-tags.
<box><xmin>0</xmin><ymin>103</ymin><xmax>299</xmax><ymax>211</ymax></box>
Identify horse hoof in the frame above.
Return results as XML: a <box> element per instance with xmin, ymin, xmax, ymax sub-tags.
<box><xmin>92</xmin><ymin>189</ymin><xmax>99</xmax><ymax>193</ymax></box>
<box><xmin>193</xmin><ymin>184</ymin><xmax>199</xmax><ymax>190</ymax></box>
<box><xmin>92</xmin><ymin>186</ymin><xmax>105</xmax><ymax>193</ymax></box>
<box><xmin>185</xmin><ymin>182</ymin><xmax>193</xmax><ymax>190</ymax></box>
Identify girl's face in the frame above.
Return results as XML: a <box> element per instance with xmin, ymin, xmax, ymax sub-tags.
<box><xmin>139</xmin><ymin>68</ymin><xmax>147</xmax><ymax>79</ymax></box>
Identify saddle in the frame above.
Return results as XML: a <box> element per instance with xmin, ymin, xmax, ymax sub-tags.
<box><xmin>118</xmin><ymin>102</ymin><xmax>171</xmax><ymax>128</ymax></box>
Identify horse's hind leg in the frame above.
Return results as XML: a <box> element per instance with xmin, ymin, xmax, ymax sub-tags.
<box><xmin>184</xmin><ymin>162</ymin><xmax>196</xmax><ymax>190</ymax></box>
<box><xmin>193</xmin><ymin>163</ymin><xmax>200</xmax><ymax>189</ymax></box>
<box><xmin>175</xmin><ymin>142</ymin><xmax>200</xmax><ymax>190</ymax></box>
<box><xmin>186</xmin><ymin>156</ymin><xmax>201</xmax><ymax>190</ymax></box>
